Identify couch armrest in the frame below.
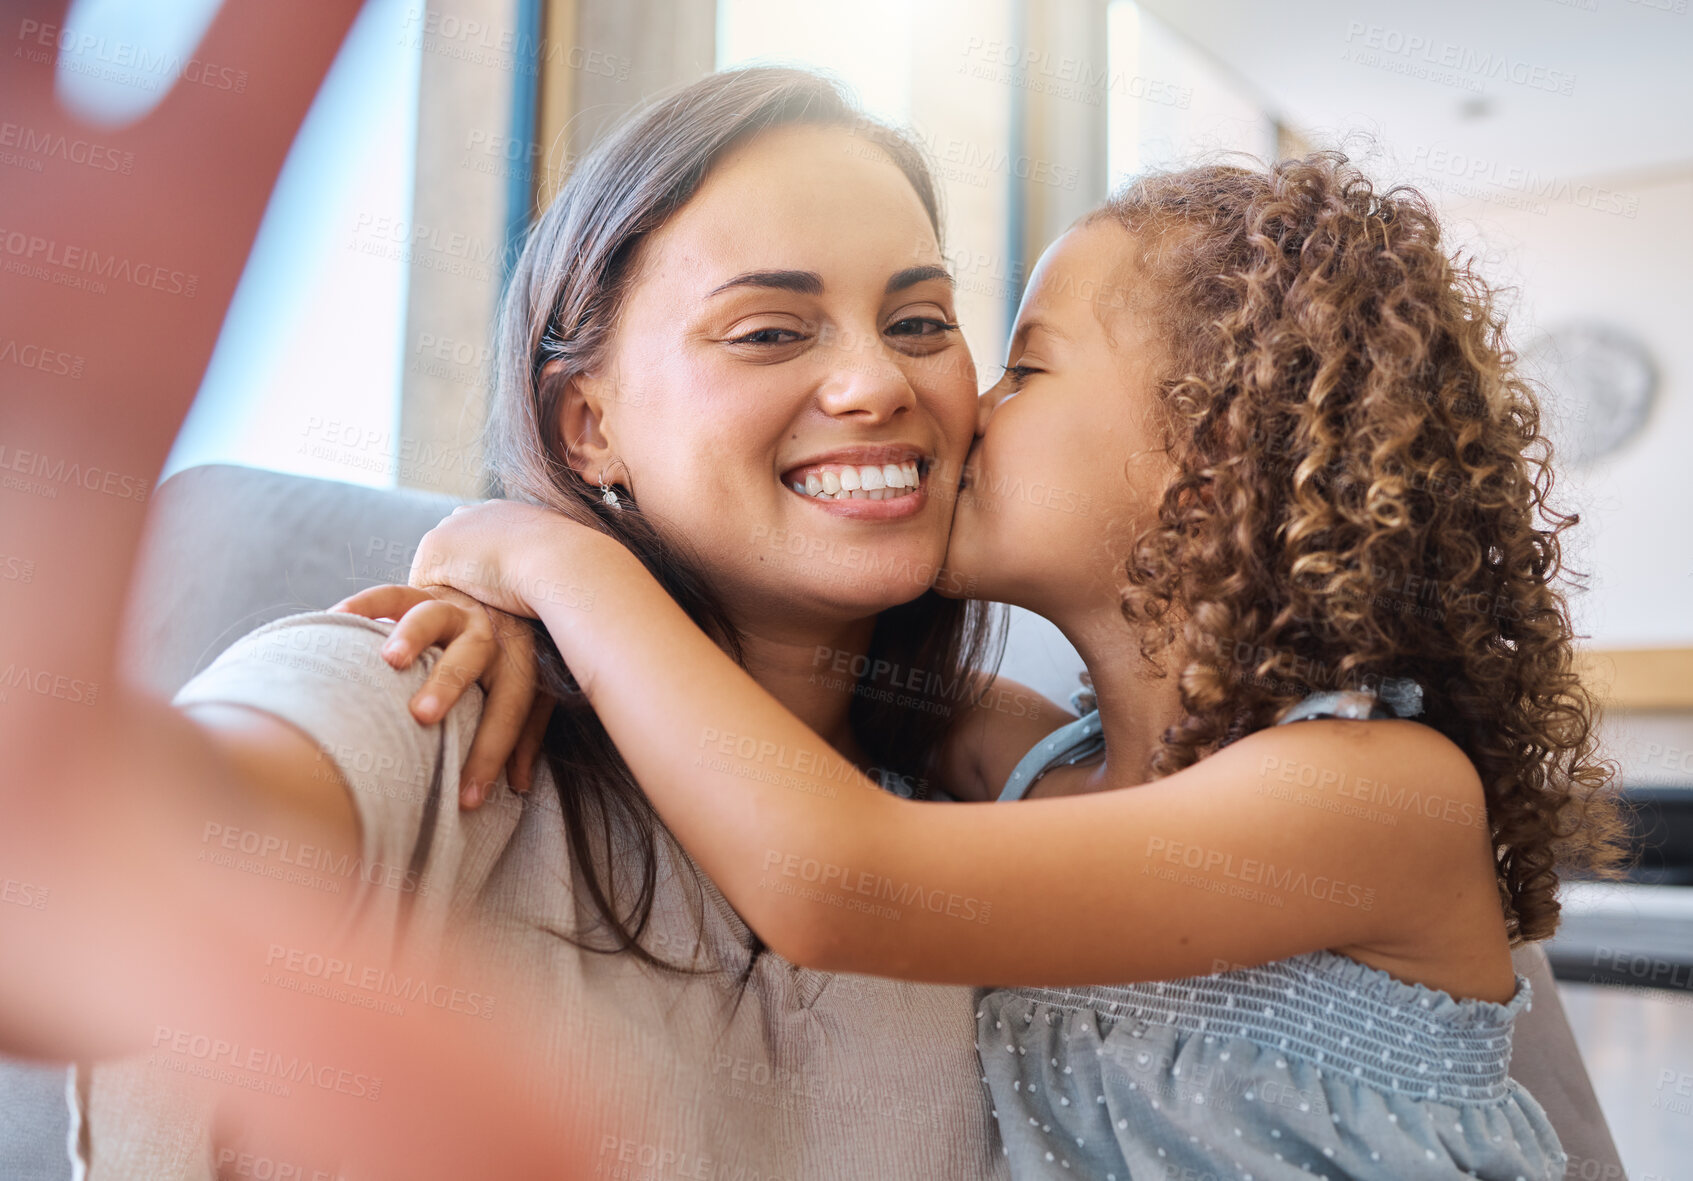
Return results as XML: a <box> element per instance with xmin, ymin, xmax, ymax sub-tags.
<box><xmin>1511</xmin><ymin>941</ymin><xmax>1625</xmax><ymax>1179</ymax></box>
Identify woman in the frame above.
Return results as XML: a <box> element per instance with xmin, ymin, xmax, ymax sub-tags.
<box><xmin>358</xmin><ymin>154</ymin><xmax>1628</xmax><ymax>1180</ymax></box>
<box><xmin>83</xmin><ymin>67</ymin><xmax>1066</xmax><ymax>1180</ymax></box>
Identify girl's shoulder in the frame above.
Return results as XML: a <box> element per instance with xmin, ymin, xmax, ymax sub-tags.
<box><xmin>1247</xmin><ymin>676</ymin><xmax>1485</xmax><ymax>827</ymax></box>
<box><xmin>1226</xmin><ymin>713</ymin><xmax>1489</xmax><ymax>846</ymax></box>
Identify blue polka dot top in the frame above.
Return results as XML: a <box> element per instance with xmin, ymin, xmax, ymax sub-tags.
<box><xmin>977</xmin><ymin>679</ymin><xmax>1567</xmax><ymax>1180</ymax></box>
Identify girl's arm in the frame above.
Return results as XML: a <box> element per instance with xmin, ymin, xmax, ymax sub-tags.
<box><xmin>389</xmin><ymin>502</ymin><xmax>1495</xmax><ymax>988</ymax></box>
<box><xmin>329</xmin><ymin>583</ymin><xmax>555</xmax><ymax>807</ymax></box>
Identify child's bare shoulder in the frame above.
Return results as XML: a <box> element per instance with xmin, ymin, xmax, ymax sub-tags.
<box><xmin>1219</xmin><ymin>718</ymin><xmax>1490</xmax><ymax>851</ymax></box>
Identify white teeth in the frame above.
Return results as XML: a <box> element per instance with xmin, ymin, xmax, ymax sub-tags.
<box><xmin>785</xmin><ymin>459</ymin><xmax>926</xmax><ymax>500</ymax></box>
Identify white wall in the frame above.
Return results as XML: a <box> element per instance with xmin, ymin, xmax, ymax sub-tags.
<box><xmin>1434</xmin><ymin>167</ymin><xmax>1693</xmax><ymax>649</ymax></box>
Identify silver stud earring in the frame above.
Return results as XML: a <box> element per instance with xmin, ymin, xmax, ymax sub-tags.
<box><xmin>598</xmin><ymin>474</ymin><xmax>621</xmax><ymax>510</ymax></box>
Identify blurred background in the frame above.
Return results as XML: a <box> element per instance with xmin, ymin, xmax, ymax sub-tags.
<box><xmin>24</xmin><ymin>0</ymin><xmax>1693</xmax><ymax>1176</ymax></box>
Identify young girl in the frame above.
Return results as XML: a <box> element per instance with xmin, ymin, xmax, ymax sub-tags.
<box><xmin>346</xmin><ymin>153</ymin><xmax>1626</xmax><ymax>1179</ymax></box>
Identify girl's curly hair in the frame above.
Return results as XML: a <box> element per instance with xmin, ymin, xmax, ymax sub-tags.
<box><xmin>1096</xmin><ymin>151</ymin><xmax>1629</xmax><ymax>944</ymax></box>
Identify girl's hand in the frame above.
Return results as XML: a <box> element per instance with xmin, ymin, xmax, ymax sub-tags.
<box><xmin>328</xmin><ymin>584</ymin><xmax>553</xmax><ymax>810</ymax></box>
<box><xmin>406</xmin><ymin>500</ymin><xmax>599</xmax><ymax>621</ymax></box>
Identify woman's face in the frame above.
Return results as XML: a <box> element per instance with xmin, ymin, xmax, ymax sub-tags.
<box><xmin>942</xmin><ymin>220</ymin><xmax>1173</xmax><ymax>618</ymax></box>
<box><xmin>569</xmin><ymin>124</ymin><xmax>977</xmax><ymax>625</ymax></box>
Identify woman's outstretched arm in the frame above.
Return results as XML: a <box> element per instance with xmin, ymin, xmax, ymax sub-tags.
<box><xmin>0</xmin><ymin>0</ymin><xmax>369</xmax><ymax>1059</ymax></box>
<box><xmin>393</xmin><ymin>501</ymin><xmax>1495</xmax><ymax>989</ymax></box>
<box><xmin>1</xmin><ymin>4</ymin><xmax>587</xmax><ymax>1174</ymax></box>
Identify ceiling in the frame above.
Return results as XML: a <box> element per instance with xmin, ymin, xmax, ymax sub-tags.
<box><xmin>1138</xmin><ymin>0</ymin><xmax>1693</xmax><ymax>182</ymax></box>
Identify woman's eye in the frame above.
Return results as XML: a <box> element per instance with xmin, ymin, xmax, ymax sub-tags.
<box><xmin>729</xmin><ymin>326</ymin><xmax>806</xmax><ymax>346</ymax></box>
<box><xmin>886</xmin><ymin>316</ymin><xmax>959</xmax><ymax>338</ymax></box>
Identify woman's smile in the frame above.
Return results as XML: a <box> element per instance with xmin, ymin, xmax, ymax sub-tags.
<box><xmin>782</xmin><ymin>445</ymin><xmax>932</xmax><ymax>519</ymax></box>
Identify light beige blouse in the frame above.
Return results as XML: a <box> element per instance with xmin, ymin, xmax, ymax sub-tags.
<box><xmin>85</xmin><ymin>610</ymin><xmax>1008</xmax><ymax>1180</ymax></box>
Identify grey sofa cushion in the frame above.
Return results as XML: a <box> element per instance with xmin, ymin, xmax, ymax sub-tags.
<box><xmin>119</xmin><ymin>463</ymin><xmax>469</xmax><ymax>699</ymax></box>
<box><xmin>0</xmin><ymin>1061</ymin><xmax>72</xmax><ymax>1181</ymax></box>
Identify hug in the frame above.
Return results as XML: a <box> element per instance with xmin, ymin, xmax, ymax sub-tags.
<box><xmin>54</xmin><ymin>62</ymin><xmax>1627</xmax><ymax>1181</ymax></box>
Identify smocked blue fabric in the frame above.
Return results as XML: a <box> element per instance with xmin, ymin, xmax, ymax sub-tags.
<box><xmin>999</xmin><ymin>710</ymin><xmax>1104</xmax><ymax>802</ymax></box>
<box><xmin>1001</xmin><ymin>678</ymin><xmax>1426</xmax><ymax>804</ymax></box>
<box><xmin>1278</xmin><ymin>676</ymin><xmax>1426</xmax><ymax>726</ymax></box>
<box><xmin>977</xmin><ymin>680</ymin><xmax>1566</xmax><ymax>1179</ymax></box>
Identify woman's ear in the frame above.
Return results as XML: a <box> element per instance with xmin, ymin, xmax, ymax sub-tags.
<box><xmin>546</xmin><ymin>358</ymin><xmax>617</xmax><ymax>482</ymax></box>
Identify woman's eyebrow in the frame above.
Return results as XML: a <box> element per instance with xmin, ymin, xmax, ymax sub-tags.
<box><xmin>706</xmin><ymin>269</ymin><xmax>824</xmax><ymax>297</ymax></box>
<box><xmin>886</xmin><ymin>264</ymin><xmax>953</xmax><ymax>294</ymax></box>
<box><xmin>704</xmin><ymin>265</ymin><xmax>952</xmax><ymax>298</ymax></box>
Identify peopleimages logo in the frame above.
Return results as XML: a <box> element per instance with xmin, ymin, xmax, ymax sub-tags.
<box><xmin>264</xmin><ymin>944</ymin><xmax>496</xmax><ymax>1020</ymax></box>
<box><xmin>0</xmin><ymin>228</ymin><xmax>198</xmax><ymax>297</ymax></box>
<box><xmin>0</xmin><ymin>444</ymin><xmax>149</xmax><ymax>502</ymax></box>
<box><xmin>0</xmin><ymin>337</ymin><xmax>84</xmax><ymax>379</ymax></box>
<box><xmin>200</xmin><ymin>822</ymin><xmax>432</xmax><ymax>897</ymax></box>
<box><xmin>0</xmin><ymin>122</ymin><xmax>134</xmax><ymax>173</ymax></box>
<box><xmin>1143</xmin><ymin>836</ymin><xmax>1378</xmax><ymax>911</ymax></box>
<box><xmin>761</xmin><ymin>848</ymin><xmax>994</xmax><ymax>924</ymax></box>
<box><xmin>1342</xmin><ymin>22</ymin><xmax>1577</xmax><ymax>96</ymax></box>
<box><xmin>150</xmin><ymin>1026</ymin><xmax>381</xmax><ymax>1100</ymax></box>
<box><xmin>399</xmin><ymin>8</ymin><xmax>631</xmax><ymax>80</ymax></box>
<box><xmin>1410</xmin><ymin>146</ymin><xmax>1639</xmax><ymax>218</ymax></box>
<box><xmin>15</xmin><ymin>19</ymin><xmax>249</xmax><ymax>94</ymax></box>
<box><xmin>958</xmin><ymin>36</ymin><xmax>1193</xmax><ymax>108</ymax></box>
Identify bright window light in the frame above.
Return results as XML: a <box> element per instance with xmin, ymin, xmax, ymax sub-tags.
<box><xmin>716</xmin><ymin>0</ymin><xmax>915</xmax><ymax>125</ymax></box>
<box><xmin>161</xmin><ymin>0</ymin><xmax>421</xmax><ymax>489</ymax></box>
<box><xmin>1108</xmin><ymin>0</ymin><xmax>1275</xmax><ymax>192</ymax></box>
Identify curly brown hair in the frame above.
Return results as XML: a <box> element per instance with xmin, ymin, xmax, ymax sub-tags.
<box><xmin>1095</xmin><ymin>151</ymin><xmax>1629</xmax><ymax>944</ymax></box>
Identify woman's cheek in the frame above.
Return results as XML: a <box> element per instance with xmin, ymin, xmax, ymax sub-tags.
<box><xmin>914</xmin><ymin>346</ymin><xmax>977</xmax><ymax>424</ymax></box>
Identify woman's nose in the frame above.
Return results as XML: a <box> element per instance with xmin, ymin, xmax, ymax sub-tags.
<box><xmin>816</xmin><ymin>335</ymin><xmax>918</xmax><ymax>423</ymax></box>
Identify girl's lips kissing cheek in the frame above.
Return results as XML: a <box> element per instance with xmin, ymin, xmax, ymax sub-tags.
<box><xmin>958</xmin><ymin>437</ymin><xmax>984</xmax><ymax>492</ymax></box>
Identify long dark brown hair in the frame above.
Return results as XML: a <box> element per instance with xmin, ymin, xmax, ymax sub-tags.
<box><xmin>482</xmin><ymin>67</ymin><xmax>1001</xmax><ymax>990</ymax></box>
<box><xmin>1096</xmin><ymin>152</ymin><xmax>1628</xmax><ymax>943</ymax></box>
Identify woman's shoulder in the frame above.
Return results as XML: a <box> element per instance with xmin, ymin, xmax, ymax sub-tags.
<box><xmin>938</xmin><ymin>674</ymin><xmax>1079</xmax><ymax>802</ymax></box>
<box><xmin>179</xmin><ymin>608</ymin><xmax>402</xmax><ymax>693</ymax></box>
<box><xmin>173</xmin><ymin>609</ymin><xmax>494</xmax><ymax>785</ymax></box>
<box><xmin>195</xmin><ymin>607</ymin><xmax>408</xmax><ymax>670</ymax></box>
<box><xmin>178</xmin><ymin>607</ymin><xmax>483</xmax><ymax>716</ymax></box>
<box><xmin>175</xmin><ymin>609</ymin><xmax>521</xmax><ymax>945</ymax></box>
